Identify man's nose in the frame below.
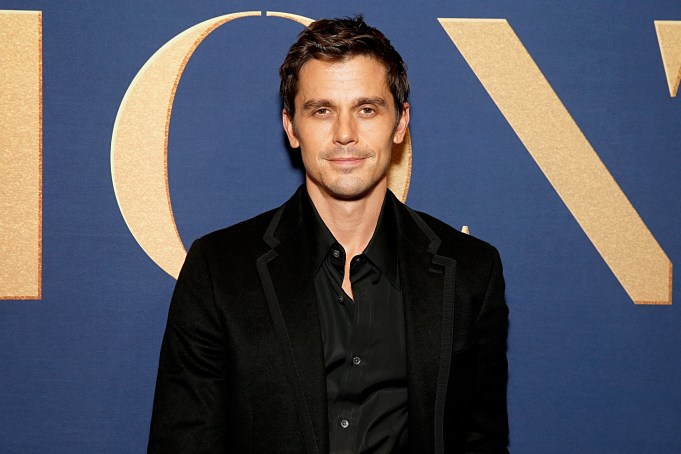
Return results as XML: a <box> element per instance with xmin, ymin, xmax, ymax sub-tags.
<box><xmin>333</xmin><ymin>112</ymin><xmax>358</xmax><ymax>145</ymax></box>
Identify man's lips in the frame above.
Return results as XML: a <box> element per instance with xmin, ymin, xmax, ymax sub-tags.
<box><xmin>328</xmin><ymin>157</ymin><xmax>365</xmax><ymax>163</ymax></box>
<box><xmin>326</xmin><ymin>157</ymin><xmax>366</xmax><ymax>168</ymax></box>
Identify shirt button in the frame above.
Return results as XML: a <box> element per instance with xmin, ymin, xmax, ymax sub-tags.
<box><xmin>340</xmin><ymin>419</ymin><xmax>349</xmax><ymax>429</ymax></box>
<box><xmin>332</xmin><ymin>249</ymin><xmax>340</xmax><ymax>258</ymax></box>
<box><xmin>337</xmin><ymin>295</ymin><xmax>344</xmax><ymax>303</ymax></box>
<box><xmin>352</xmin><ymin>356</ymin><xmax>361</xmax><ymax>365</ymax></box>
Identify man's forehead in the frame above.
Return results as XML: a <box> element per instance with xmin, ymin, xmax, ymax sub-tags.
<box><xmin>298</xmin><ymin>54</ymin><xmax>387</xmax><ymax>74</ymax></box>
<box><xmin>295</xmin><ymin>55</ymin><xmax>391</xmax><ymax>100</ymax></box>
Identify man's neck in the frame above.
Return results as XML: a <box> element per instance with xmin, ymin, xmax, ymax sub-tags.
<box><xmin>306</xmin><ymin>180</ymin><xmax>386</xmax><ymax>260</ymax></box>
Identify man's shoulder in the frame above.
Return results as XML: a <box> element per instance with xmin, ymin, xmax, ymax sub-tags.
<box><xmin>188</xmin><ymin>206</ymin><xmax>281</xmax><ymax>265</ymax></box>
<box><xmin>406</xmin><ymin>205</ymin><xmax>500</xmax><ymax>263</ymax></box>
<box><xmin>196</xmin><ymin>186</ymin><xmax>306</xmax><ymax>249</ymax></box>
<box><xmin>201</xmin><ymin>207</ymin><xmax>278</xmax><ymax>244</ymax></box>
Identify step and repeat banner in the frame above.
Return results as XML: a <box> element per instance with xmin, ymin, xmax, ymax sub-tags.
<box><xmin>1</xmin><ymin>0</ymin><xmax>680</xmax><ymax>452</ymax></box>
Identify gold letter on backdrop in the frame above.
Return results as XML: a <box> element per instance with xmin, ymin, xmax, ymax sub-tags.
<box><xmin>112</xmin><ymin>11</ymin><xmax>411</xmax><ymax>279</ymax></box>
<box><xmin>440</xmin><ymin>18</ymin><xmax>672</xmax><ymax>305</ymax></box>
<box><xmin>111</xmin><ymin>11</ymin><xmax>262</xmax><ymax>279</ymax></box>
<box><xmin>0</xmin><ymin>11</ymin><xmax>42</xmax><ymax>300</ymax></box>
<box><xmin>655</xmin><ymin>21</ymin><xmax>681</xmax><ymax>97</ymax></box>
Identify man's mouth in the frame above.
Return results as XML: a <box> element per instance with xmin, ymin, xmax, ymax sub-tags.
<box><xmin>327</xmin><ymin>156</ymin><xmax>367</xmax><ymax>168</ymax></box>
<box><xmin>323</xmin><ymin>148</ymin><xmax>372</xmax><ymax>166</ymax></box>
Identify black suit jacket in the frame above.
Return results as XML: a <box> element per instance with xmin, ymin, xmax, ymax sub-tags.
<box><xmin>148</xmin><ymin>187</ymin><xmax>509</xmax><ymax>453</ymax></box>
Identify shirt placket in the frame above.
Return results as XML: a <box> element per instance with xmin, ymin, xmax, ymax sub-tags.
<box><xmin>337</xmin><ymin>257</ymin><xmax>376</xmax><ymax>448</ymax></box>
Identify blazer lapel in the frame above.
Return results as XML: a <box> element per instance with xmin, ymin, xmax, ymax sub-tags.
<box><xmin>256</xmin><ymin>191</ymin><xmax>328</xmax><ymax>454</ymax></box>
<box><xmin>394</xmin><ymin>200</ymin><xmax>457</xmax><ymax>454</ymax></box>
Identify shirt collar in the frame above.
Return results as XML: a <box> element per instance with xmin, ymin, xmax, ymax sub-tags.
<box><xmin>301</xmin><ymin>188</ymin><xmax>336</xmax><ymax>271</ymax></box>
<box><xmin>301</xmin><ymin>186</ymin><xmax>400</xmax><ymax>287</ymax></box>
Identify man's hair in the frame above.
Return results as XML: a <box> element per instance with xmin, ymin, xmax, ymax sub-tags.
<box><xmin>279</xmin><ymin>15</ymin><xmax>410</xmax><ymax>119</ymax></box>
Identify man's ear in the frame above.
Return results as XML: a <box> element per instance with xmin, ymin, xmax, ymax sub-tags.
<box><xmin>282</xmin><ymin>109</ymin><xmax>300</xmax><ymax>148</ymax></box>
<box><xmin>392</xmin><ymin>102</ymin><xmax>410</xmax><ymax>144</ymax></box>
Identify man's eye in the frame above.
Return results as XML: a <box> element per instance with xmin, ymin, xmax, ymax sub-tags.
<box><xmin>315</xmin><ymin>108</ymin><xmax>329</xmax><ymax>115</ymax></box>
<box><xmin>360</xmin><ymin>107</ymin><xmax>375</xmax><ymax>115</ymax></box>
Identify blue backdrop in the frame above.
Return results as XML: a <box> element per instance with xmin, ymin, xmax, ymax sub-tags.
<box><xmin>1</xmin><ymin>1</ymin><xmax>680</xmax><ymax>452</ymax></box>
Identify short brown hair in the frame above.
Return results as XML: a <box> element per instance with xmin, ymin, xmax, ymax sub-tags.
<box><xmin>279</xmin><ymin>15</ymin><xmax>410</xmax><ymax>118</ymax></box>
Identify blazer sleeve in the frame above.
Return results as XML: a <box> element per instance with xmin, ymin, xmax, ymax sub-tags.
<box><xmin>465</xmin><ymin>247</ymin><xmax>509</xmax><ymax>453</ymax></box>
<box><xmin>148</xmin><ymin>239</ymin><xmax>227</xmax><ymax>453</ymax></box>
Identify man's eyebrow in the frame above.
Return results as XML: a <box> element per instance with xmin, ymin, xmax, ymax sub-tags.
<box><xmin>354</xmin><ymin>97</ymin><xmax>387</xmax><ymax>107</ymax></box>
<box><xmin>302</xmin><ymin>99</ymin><xmax>335</xmax><ymax>111</ymax></box>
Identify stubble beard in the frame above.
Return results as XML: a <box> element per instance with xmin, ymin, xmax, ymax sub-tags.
<box><xmin>316</xmin><ymin>146</ymin><xmax>391</xmax><ymax>200</ymax></box>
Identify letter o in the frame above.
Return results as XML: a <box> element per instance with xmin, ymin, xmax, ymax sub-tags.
<box><xmin>110</xmin><ymin>11</ymin><xmax>412</xmax><ymax>278</ymax></box>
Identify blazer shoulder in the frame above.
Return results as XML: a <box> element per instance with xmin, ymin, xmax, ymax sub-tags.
<box><xmin>190</xmin><ymin>207</ymin><xmax>279</xmax><ymax>264</ymax></box>
<box><xmin>410</xmin><ymin>208</ymin><xmax>501</xmax><ymax>264</ymax></box>
<box><xmin>201</xmin><ymin>207</ymin><xmax>277</xmax><ymax>242</ymax></box>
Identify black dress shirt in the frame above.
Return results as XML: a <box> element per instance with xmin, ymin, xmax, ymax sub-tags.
<box><xmin>302</xmin><ymin>190</ymin><xmax>408</xmax><ymax>453</ymax></box>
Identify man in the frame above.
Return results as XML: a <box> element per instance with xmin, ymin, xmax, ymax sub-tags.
<box><xmin>148</xmin><ymin>16</ymin><xmax>508</xmax><ymax>453</ymax></box>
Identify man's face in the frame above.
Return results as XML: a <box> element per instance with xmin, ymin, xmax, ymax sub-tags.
<box><xmin>282</xmin><ymin>55</ymin><xmax>409</xmax><ymax>200</ymax></box>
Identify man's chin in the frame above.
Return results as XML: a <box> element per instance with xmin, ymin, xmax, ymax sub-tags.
<box><xmin>306</xmin><ymin>174</ymin><xmax>388</xmax><ymax>202</ymax></box>
<box><xmin>325</xmin><ymin>180</ymin><xmax>384</xmax><ymax>201</ymax></box>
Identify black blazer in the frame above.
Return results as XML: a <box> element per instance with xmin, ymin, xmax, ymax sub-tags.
<box><xmin>148</xmin><ymin>187</ymin><xmax>509</xmax><ymax>453</ymax></box>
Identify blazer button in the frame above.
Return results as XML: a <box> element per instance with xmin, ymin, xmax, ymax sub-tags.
<box><xmin>340</xmin><ymin>419</ymin><xmax>349</xmax><ymax>429</ymax></box>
